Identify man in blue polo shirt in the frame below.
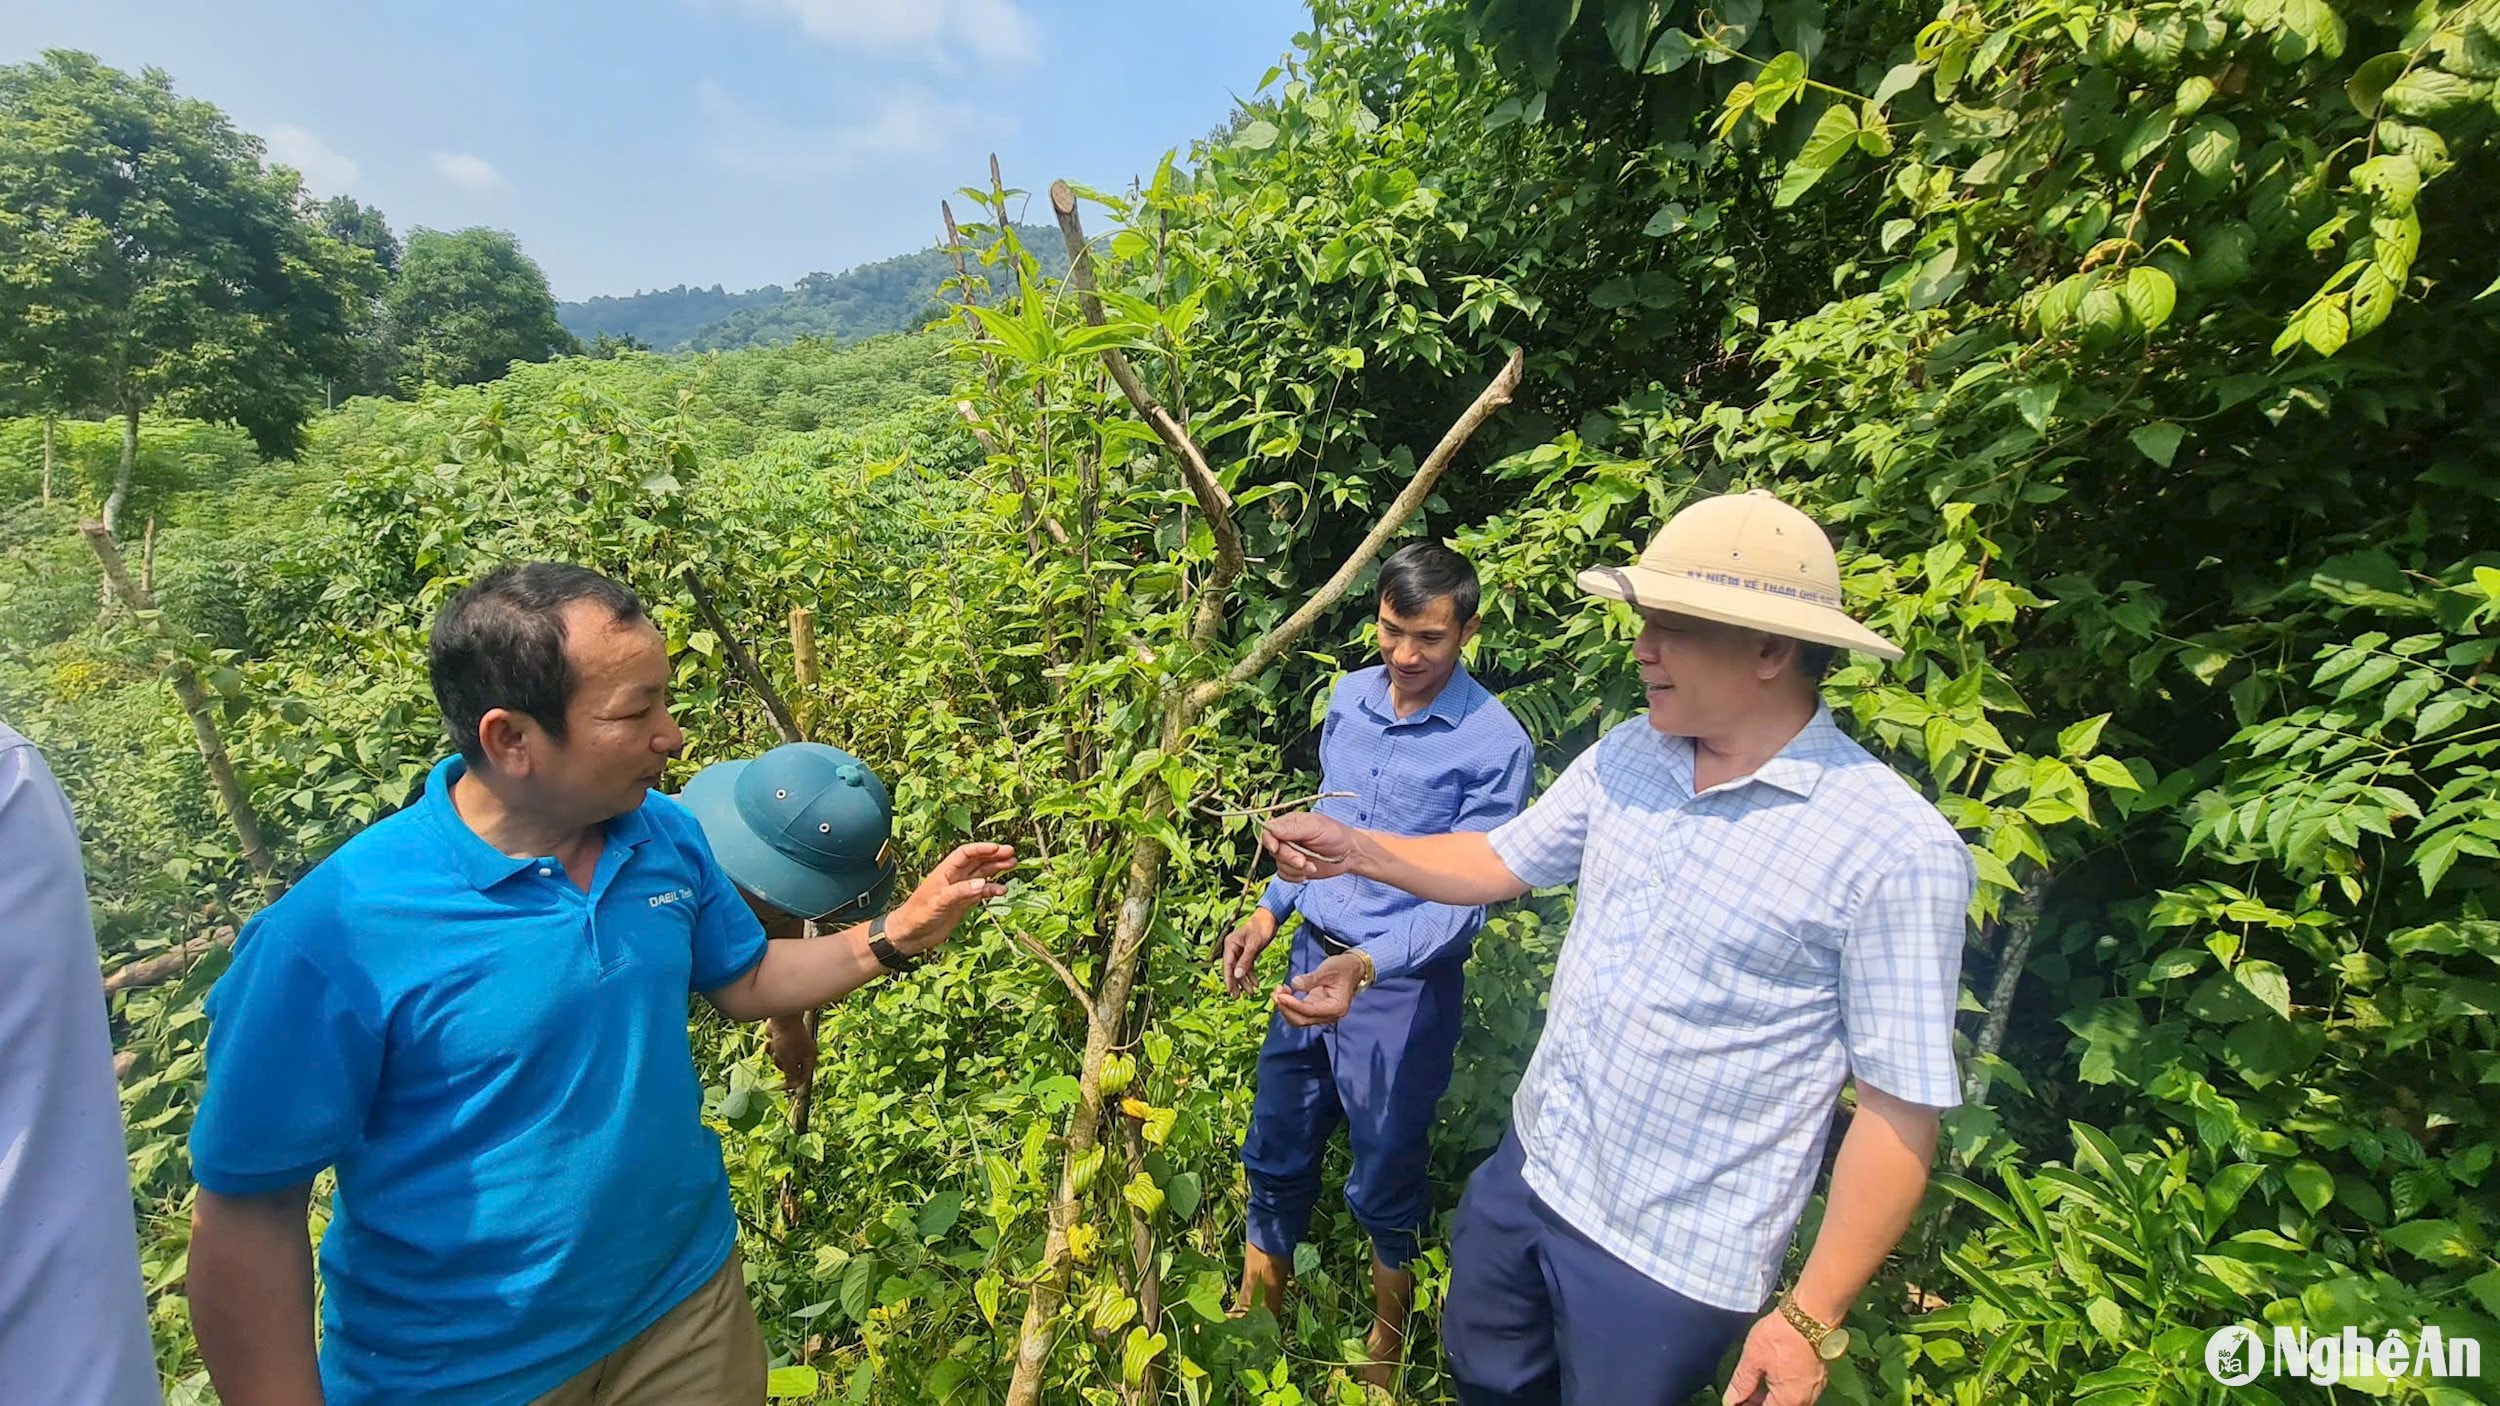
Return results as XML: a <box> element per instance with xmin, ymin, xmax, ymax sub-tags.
<box><xmin>1217</xmin><ymin>543</ymin><xmax>1532</xmax><ymax>1387</ymax></box>
<box><xmin>185</xmin><ymin>563</ymin><xmax>1014</xmax><ymax>1406</ymax></box>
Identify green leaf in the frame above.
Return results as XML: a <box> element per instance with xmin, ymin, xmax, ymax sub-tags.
<box><xmin>2182</xmin><ymin>116</ymin><xmax>2241</xmax><ymax>181</ymax></box>
<box><xmin>2015</xmin><ymin>380</ymin><xmax>2061</xmax><ymax>432</ymax></box>
<box><xmin>917</xmin><ymin>1189</ymin><xmax>963</xmax><ymax>1239</ymax></box>
<box><xmin>2381</xmin><ymin>1218</ymin><xmax>2478</xmax><ymax>1266</ymax></box>
<box><xmin>2175</xmin><ymin>75</ymin><xmax>2215</xmax><ymax>115</ymax></box>
<box><xmin>768</xmin><ymin>1366</ymin><xmax>821</xmax><ymax>1399</ymax></box>
<box><xmin>2416</xmin><ymin>693</ymin><xmax>2473</xmax><ymax>738</ymax></box>
<box><xmin>2352</xmin><ymin>154</ymin><xmax>2421</xmax><ymax>212</ymax></box>
<box><xmin>2347</xmin><ymin>52</ymin><xmax>2411</xmax><ymax>114</ymax></box>
<box><xmin>2302</xmin><ymin>296</ymin><xmax>2351</xmax><ymax>357</ymax></box>
<box><xmin>1236</xmin><ymin>120</ymin><xmax>1281</xmax><ymax>151</ymax></box>
<box><xmin>1165</xmin><ymin>1171</ymin><xmax>1203</xmax><ymax>1221</ymax></box>
<box><xmin>2058</xmin><ymin>713</ymin><xmax>2111</xmax><ymax>757</ymax></box>
<box><xmin>1643</xmin><ymin>28</ymin><xmax>1700</xmax><ymax>73</ymax></box>
<box><xmin>2118</xmin><ymin>113</ymin><xmax>2172</xmax><ymax>172</ymax></box>
<box><xmin>840</xmin><ymin>1252</ymin><xmax>878</xmax><ymax>1324</ymax></box>
<box><xmin>2349</xmin><ymin>263</ymin><xmax>2398</xmax><ymax>337</ymax></box>
<box><xmin>2467</xmin><ymin>1267</ymin><xmax>2500</xmax><ymax>1320</ymax></box>
<box><xmin>2149</xmin><ymin>948</ymin><xmax>2209</xmax><ymax>980</ymax></box>
<box><xmin>2235</xmin><ymin>961</ymin><xmax>2293</xmax><ymax>1019</ymax></box>
<box><xmin>2085</xmin><ymin>755</ymin><xmax>2143</xmax><ymax>792</ymax></box>
<box><xmin>1754</xmin><ymin>51</ymin><xmax>1809</xmax><ymax>122</ymax></box>
<box><xmin>1871</xmin><ymin>62</ymin><xmax>1925</xmax><ymax>107</ymax></box>
<box><xmin>2223</xmin><ymin>1016</ymin><xmax>2325</xmax><ymax>1087</ymax></box>
<box><xmin>2286</xmin><ymin>1160</ymin><xmax>2335</xmax><ymax>1214</ymax></box>
<box><xmin>2129</xmin><ymin>421</ymin><xmax>2186</xmax><ymax>467</ymax></box>
<box><xmin>2086</xmin><ymin>1295</ymin><xmax>2128</xmax><ymax>1344</ymax></box>
<box><xmin>1643</xmin><ymin>203</ymin><xmax>1691</xmax><ymax>236</ymax></box>
<box><xmin>1798</xmin><ymin>103</ymin><xmax>1862</xmax><ymax>169</ymax></box>
<box><xmin>1605</xmin><ymin>0</ymin><xmax>1662</xmax><ymax>69</ymax></box>
<box><xmin>1907</xmin><ymin>244</ymin><xmax>1967</xmax><ymax>309</ymax></box>
<box><xmin>2384</xmin><ymin>69</ymin><xmax>2479</xmax><ymax>119</ymax></box>
<box><xmin>2122</xmin><ymin>266</ymin><xmax>2177</xmax><ymax>331</ymax></box>
<box><xmin>1119</xmin><ymin>1327</ymin><xmax>1169</xmax><ymax>1386</ymax></box>
<box><xmin>2080</xmin><ymin>280</ymin><xmax>2127</xmax><ymax>341</ymax></box>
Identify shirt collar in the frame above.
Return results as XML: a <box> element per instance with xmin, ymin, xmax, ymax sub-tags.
<box><xmin>1357</xmin><ymin>663</ymin><xmax>1481</xmax><ymax>729</ymax></box>
<box><xmin>1663</xmin><ymin>702</ymin><xmax>1840</xmax><ymax>801</ymax></box>
<box><xmin>421</xmin><ymin>755</ymin><xmax>655</xmax><ymax>892</ymax></box>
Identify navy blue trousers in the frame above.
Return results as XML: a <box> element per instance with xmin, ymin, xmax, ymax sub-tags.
<box><xmin>1241</xmin><ymin>926</ymin><xmax>1466</xmax><ymax>1270</ymax></box>
<box><xmin>1444</xmin><ymin>1131</ymin><xmax>1756</xmax><ymax>1405</ymax></box>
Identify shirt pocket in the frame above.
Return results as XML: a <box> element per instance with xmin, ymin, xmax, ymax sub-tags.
<box><xmin>1655</xmin><ymin>881</ymin><xmax>1834</xmax><ymax>1028</ymax></box>
<box><xmin>1373</xmin><ymin>754</ymin><xmax>1465</xmax><ymax>835</ymax></box>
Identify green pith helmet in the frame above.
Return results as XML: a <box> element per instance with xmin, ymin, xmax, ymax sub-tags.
<box><xmin>680</xmin><ymin>743</ymin><xmax>897</xmax><ymax>922</ymax></box>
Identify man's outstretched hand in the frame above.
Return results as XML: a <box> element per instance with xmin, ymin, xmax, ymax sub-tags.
<box><xmin>1273</xmin><ymin>951</ymin><xmax>1366</xmax><ymax>1027</ymax></box>
<box><xmin>885</xmin><ymin>842</ymin><xmax>1017</xmax><ymax>955</ymax></box>
<box><xmin>1261</xmin><ymin>811</ymin><xmax>1363</xmax><ymax>883</ymax></box>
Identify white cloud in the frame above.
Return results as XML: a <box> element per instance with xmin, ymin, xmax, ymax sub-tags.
<box><xmin>709</xmin><ymin>0</ymin><xmax>1039</xmax><ymax>68</ymax></box>
<box><xmin>429</xmin><ymin>151</ymin><xmax>508</xmax><ymax>192</ymax></box>
<box><xmin>696</xmin><ymin>79</ymin><xmax>981</xmax><ymax>179</ymax></box>
<box><xmin>264</xmin><ymin>124</ymin><xmax>361</xmax><ymax>193</ymax></box>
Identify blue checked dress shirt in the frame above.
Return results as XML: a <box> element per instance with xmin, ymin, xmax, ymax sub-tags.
<box><xmin>1261</xmin><ymin>664</ymin><xmax>1532</xmax><ymax>980</ymax></box>
<box><xmin>1485</xmin><ymin>705</ymin><xmax>1973</xmax><ymax>1311</ymax></box>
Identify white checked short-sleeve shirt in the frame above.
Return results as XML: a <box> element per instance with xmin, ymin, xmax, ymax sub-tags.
<box><xmin>1486</xmin><ymin>705</ymin><xmax>1973</xmax><ymax>1311</ymax></box>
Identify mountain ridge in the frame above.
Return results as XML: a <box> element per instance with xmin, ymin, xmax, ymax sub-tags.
<box><xmin>558</xmin><ymin>225</ymin><xmax>1071</xmax><ymax>353</ymax></box>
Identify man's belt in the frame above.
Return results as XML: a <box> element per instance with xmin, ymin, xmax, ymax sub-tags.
<box><xmin>1307</xmin><ymin>924</ymin><xmax>1362</xmax><ymax>957</ymax></box>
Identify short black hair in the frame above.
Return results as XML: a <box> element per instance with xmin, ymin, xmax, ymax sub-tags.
<box><xmin>1795</xmin><ymin>641</ymin><xmax>1840</xmax><ymax>683</ymax></box>
<box><xmin>429</xmin><ymin>562</ymin><xmax>647</xmax><ymax>764</ymax></box>
<box><xmin>1377</xmin><ymin>542</ymin><xmax>1481</xmax><ymax>623</ymax></box>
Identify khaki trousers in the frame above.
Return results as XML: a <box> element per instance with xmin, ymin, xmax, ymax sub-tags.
<box><xmin>532</xmin><ymin>1252</ymin><xmax>767</xmax><ymax>1406</ymax></box>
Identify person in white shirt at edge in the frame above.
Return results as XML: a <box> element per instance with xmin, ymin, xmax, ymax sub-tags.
<box><xmin>1260</xmin><ymin>490</ymin><xmax>1973</xmax><ymax>1406</ymax></box>
<box><xmin>0</xmin><ymin>718</ymin><xmax>165</xmax><ymax>1406</ymax></box>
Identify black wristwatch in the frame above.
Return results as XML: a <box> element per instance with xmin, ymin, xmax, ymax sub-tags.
<box><xmin>866</xmin><ymin>915</ymin><xmax>926</xmax><ymax>974</ymax></box>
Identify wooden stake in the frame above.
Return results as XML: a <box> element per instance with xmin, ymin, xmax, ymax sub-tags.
<box><xmin>789</xmin><ymin>607</ymin><xmax>820</xmax><ymax>688</ymax></box>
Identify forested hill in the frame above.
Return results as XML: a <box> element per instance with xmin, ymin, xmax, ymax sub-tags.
<box><xmin>558</xmin><ymin>224</ymin><xmax>1071</xmax><ymax>353</ymax></box>
<box><xmin>556</xmin><ymin>283</ymin><xmax>782</xmax><ymax>350</ymax></box>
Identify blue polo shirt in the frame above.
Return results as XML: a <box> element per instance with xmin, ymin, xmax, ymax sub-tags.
<box><xmin>190</xmin><ymin>757</ymin><xmax>768</xmax><ymax>1405</ymax></box>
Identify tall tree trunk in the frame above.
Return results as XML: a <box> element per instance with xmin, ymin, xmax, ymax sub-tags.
<box><xmin>1008</xmin><ymin>805</ymin><xmax>1175</xmax><ymax>1406</ymax></box>
<box><xmin>81</xmin><ymin>522</ymin><xmax>280</xmax><ymax>888</ymax></box>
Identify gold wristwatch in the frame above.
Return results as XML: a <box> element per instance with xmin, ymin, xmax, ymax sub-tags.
<box><xmin>1777</xmin><ymin>1293</ymin><xmax>1851</xmax><ymax>1361</ymax></box>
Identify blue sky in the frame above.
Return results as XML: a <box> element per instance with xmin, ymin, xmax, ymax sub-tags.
<box><xmin>0</xmin><ymin>0</ymin><xmax>1312</xmax><ymax>300</ymax></box>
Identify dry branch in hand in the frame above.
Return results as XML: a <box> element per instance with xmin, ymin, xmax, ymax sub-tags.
<box><xmin>1198</xmin><ymin>790</ymin><xmax>1356</xmax><ymax>819</ymax></box>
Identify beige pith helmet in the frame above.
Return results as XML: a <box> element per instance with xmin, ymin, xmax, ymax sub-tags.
<box><xmin>1576</xmin><ymin>489</ymin><xmax>1903</xmax><ymax>661</ymax></box>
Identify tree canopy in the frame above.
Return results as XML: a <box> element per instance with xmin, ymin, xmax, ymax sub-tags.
<box><xmin>382</xmin><ymin>226</ymin><xmax>581</xmax><ymax>393</ymax></box>
<box><xmin>0</xmin><ymin>49</ymin><xmax>377</xmax><ymax>524</ymax></box>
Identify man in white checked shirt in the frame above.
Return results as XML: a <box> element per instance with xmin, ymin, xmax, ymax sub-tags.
<box><xmin>1264</xmin><ymin>491</ymin><xmax>1973</xmax><ymax>1406</ymax></box>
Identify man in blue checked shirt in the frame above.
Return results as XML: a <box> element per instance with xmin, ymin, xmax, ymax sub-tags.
<box><xmin>1266</xmin><ymin>493</ymin><xmax>1975</xmax><ymax>1406</ymax></box>
<box><xmin>1218</xmin><ymin>542</ymin><xmax>1532</xmax><ymax>1387</ymax></box>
